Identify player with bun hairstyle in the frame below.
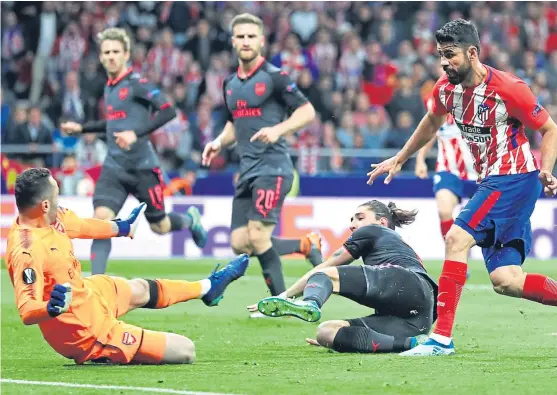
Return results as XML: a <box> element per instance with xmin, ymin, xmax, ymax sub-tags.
<box><xmin>252</xmin><ymin>200</ymin><xmax>437</xmax><ymax>354</ymax></box>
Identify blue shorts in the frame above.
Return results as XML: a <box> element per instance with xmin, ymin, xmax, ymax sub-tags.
<box><xmin>454</xmin><ymin>171</ymin><xmax>542</xmax><ymax>272</ymax></box>
<box><xmin>433</xmin><ymin>171</ymin><xmax>466</xmax><ymax>201</ymax></box>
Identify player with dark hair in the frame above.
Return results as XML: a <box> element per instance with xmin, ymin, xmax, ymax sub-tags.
<box><xmin>61</xmin><ymin>27</ymin><xmax>207</xmax><ymax>275</ymax></box>
<box><xmin>253</xmin><ymin>200</ymin><xmax>437</xmax><ymax>354</ymax></box>
<box><xmin>367</xmin><ymin>19</ymin><xmax>557</xmax><ymax>356</ymax></box>
<box><xmin>202</xmin><ymin>13</ymin><xmax>320</xmax><ymax>312</ymax></box>
<box><xmin>5</xmin><ymin>168</ymin><xmax>248</xmax><ymax>365</ymax></box>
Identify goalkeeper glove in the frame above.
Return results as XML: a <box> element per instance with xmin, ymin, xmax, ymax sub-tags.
<box><xmin>47</xmin><ymin>283</ymin><xmax>72</xmax><ymax>317</ymax></box>
<box><xmin>114</xmin><ymin>202</ymin><xmax>146</xmax><ymax>238</ymax></box>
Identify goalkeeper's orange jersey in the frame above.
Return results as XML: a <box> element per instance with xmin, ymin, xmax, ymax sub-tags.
<box><xmin>4</xmin><ymin>207</ymin><xmax>117</xmax><ymax>359</ymax></box>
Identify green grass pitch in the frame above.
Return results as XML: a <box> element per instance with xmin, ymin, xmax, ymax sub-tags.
<box><xmin>2</xmin><ymin>258</ymin><xmax>557</xmax><ymax>394</ymax></box>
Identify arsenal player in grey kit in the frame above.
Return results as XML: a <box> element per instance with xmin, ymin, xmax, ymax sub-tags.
<box><xmin>202</xmin><ymin>14</ymin><xmax>319</xmax><ymax>305</ymax></box>
<box><xmin>61</xmin><ymin>28</ymin><xmax>207</xmax><ymax>275</ymax></box>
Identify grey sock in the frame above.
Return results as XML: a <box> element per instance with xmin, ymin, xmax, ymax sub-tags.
<box><xmin>91</xmin><ymin>239</ymin><xmax>112</xmax><ymax>275</ymax></box>
<box><xmin>271</xmin><ymin>237</ymin><xmax>301</xmax><ymax>255</ymax></box>
<box><xmin>303</xmin><ymin>272</ymin><xmax>333</xmax><ymax>308</ymax></box>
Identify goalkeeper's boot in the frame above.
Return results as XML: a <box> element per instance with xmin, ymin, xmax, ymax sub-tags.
<box><xmin>304</xmin><ymin>232</ymin><xmax>323</xmax><ymax>267</ymax></box>
<box><xmin>186</xmin><ymin>206</ymin><xmax>208</xmax><ymax>248</ymax></box>
<box><xmin>258</xmin><ymin>297</ymin><xmax>321</xmax><ymax>322</ymax></box>
<box><xmin>399</xmin><ymin>337</ymin><xmax>455</xmax><ymax>356</ymax></box>
<box><xmin>202</xmin><ymin>254</ymin><xmax>249</xmax><ymax>307</ymax></box>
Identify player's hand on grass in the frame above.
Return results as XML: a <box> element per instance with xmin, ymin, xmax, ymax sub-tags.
<box><xmin>202</xmin><ymin>139</ymin><xmax>222</xmax><ymax>167</ymax></box>
<box><xmin>60</xmin><ymin>121</ymin><xmax>83</xmax><ymax>135</ymax></box>
<box><xmin>367</xmin><ymin>156</ymin><xmax>403</xmax><ymax>185</ymax></box>
<box><xmin>250</xmin><ymin>126</ymin><xmax>281</xmax><ymax>144</ymax></box>
<box><xmin>114</xmin><ymin>130</ymin><xmax>137</xmax><ymax>150</ymax></box>
<box><xmin>414</xmin><ymin>159</ymin><xmax>428</xmax><ymax>179</ymax></box>
<box><xmin>114</xmin><ymin>202</ymin><xmax>146</xmax><ymax>238</ymax></box>
<box><xmin>247</xmin><ymin>303</ymin><xmax>259</xmax><ymax>313</ymax></box>
<box><xmin>539</xmin><ymin>170</ymin><xmax>557</xmax><ymax>197</ymax></box>
<box><xmin>247</xmin><ymin>292</ymin><xmax>288</xmax><ymax>312</ymax></box>
<box><xmin>47</xmin><ymin>283</ymin><xmax>72</xmax><ymax>317</ymax></box>
<box><xmin>305</xmin><ymin>338</ymin><xmax>321</xmax><ymax>347</ymax></box>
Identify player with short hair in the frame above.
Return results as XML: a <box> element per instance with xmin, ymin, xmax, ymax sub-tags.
<box><xmin>202</xmin><ymin>13</ymin><xmax>319</xmax><ymax>304</ymax></box>
<box><xmin>61</xmin><ymin>27</ymin><xmax>207</xmax><ymax>275</ymax></box>
<box><xmin>253</xmin><ymin>200</ymin><xmax>437</xmax><ymax>354</ymax></box>
<box><xmin>367</xmin><ymin>19</ymin><xmax>557</xmax><ymax>356</ymax></box>
<box><xmin>5</xmin><ymin>168</ymin><xmax>248</xmax><ymax>365</ymax></box>
<box><xmin>415</xmin><ymin>95</ymin><xmax>477</xmax><ymax>240</ymax></box>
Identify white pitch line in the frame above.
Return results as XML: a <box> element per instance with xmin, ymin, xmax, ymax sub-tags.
<box><xmin>0</xmin><ymin>379</ymin><xmax>240</xmax><ymax>395</ymax></box>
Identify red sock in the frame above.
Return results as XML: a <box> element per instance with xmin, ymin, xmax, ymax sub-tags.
<box><xmin>433</xmin><ymin>260</ymin><xmax>468</xmax><ymax>338</ymax></box>
<box><xmin>522</xmin><ymin>274</ymin><xmax>557</xmax><ymax>306</ymax></box>
<box><xmin>440</xmin><ymin>219</ymin><xmax>454</xmax><ymax>239</ymax></box>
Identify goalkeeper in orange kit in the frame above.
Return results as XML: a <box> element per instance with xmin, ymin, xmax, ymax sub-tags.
<box><xmin>5</xmin><ymin>168</ymin><xmax>249</xmax><ymax>365</ymax></box>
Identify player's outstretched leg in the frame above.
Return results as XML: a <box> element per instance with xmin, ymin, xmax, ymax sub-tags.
<box><xmin>160</xmin><ymin>207</ymin><xmax>207</xmax><ymax>248</ymax></box>
<box><xmin>271</xmin><ymin>233</ymin><xmax>323</xmax><ymax>267</ymax></box>
<box><xmin>91</xmin><ymin>206</ymin><xmax>117</xmax><ymax>275</ymax></box>
<box><xmin>258</xmin><ymin>271</ymin><xmax>333</xmax><ymax>322</ymax></box>
<box><xmin>135</xmin><ymin>254</ymin><xmax>249</xmax><ymax>310</ymax></box>
<box><xmin>310</xmin><ymin>320</ymin><xmax>429</xmax><ymax>354</ymax></box>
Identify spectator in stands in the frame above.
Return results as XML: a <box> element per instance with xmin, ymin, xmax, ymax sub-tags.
<box><xmin>75</xmin><ymin>133</ymin><xmax>107</xmax><ymax>169</ymax></box>
<box><xmin>5</xmin><ymin>106</ymin><xmax>54</xmax><ymax>167</ymax></box>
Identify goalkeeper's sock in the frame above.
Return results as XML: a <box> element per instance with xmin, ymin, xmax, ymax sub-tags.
<box><xmin>303</xmin><ymin>272</ymin><xmax>333</xmax><ymax>308</ymax></box>
<box><xmin>256</xmin><ymin>247</ymin><xmax>286</xmax><ymax>296</ymax></box>
<box><xmin>332</xmin><ymin>326</ymin><xmax>412</xmax><ymax>353</ymax></box>
<box><xmin>432</xmin><ymin>260</ymin><xmax>468</xmax><ymax>343</ymax></box>
<box><xmin>168</xmin><ymin>212</ymin><xmax>192</xmax><ymax>231</ymax></box>
<box><xmin>143</xmin><ymin>279</ymin><xmax>211</xmax><ymax>309</ymax></box>
<box><xmin>91</xmin><ymin>239</ymin><xmax>111</xmax><ymax>275</ymax></box>
<box><xmin>522</xmin><ymin>274</ymin><xmax>557</xmax><ymax>306</ymax></box>
<box><xmin>440</xmin><ymin>219</ymin><xmax>454</xmax><ymax>239</ymax></box>
<box><xmin>271</xmin><ymin>237</ymin><xmax>302</xmax><ymax>255</ymax></box>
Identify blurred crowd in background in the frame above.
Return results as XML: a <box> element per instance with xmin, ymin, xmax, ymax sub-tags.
<box><xmin>2</xmin><ymin>1</ymin><xmax>557</xmax><ymax>194</ymax></box>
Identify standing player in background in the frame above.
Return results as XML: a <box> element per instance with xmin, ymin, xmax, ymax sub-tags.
<box><xmin>202</xmin><ymin>13</ymin><xmax>319</xmax><ymax>310</ymax></box>
<box><xmin>415</xmin><ymin>95</ymin><xmax>477</xmax><ymax>240</ymax></box>
<box><xmin>5</xmin><ymin>168</ymin><xmax>248</xmax><ymax>365</ymax></box>
<box><xmin>367</xmin><ymin>19</ymin><xmax>557</xmax><ymax>356</ymax></box>
<box><xmin>61</xmin><ymin>28</ymin><xmax>207</xmax><ymax>275</ymax></box>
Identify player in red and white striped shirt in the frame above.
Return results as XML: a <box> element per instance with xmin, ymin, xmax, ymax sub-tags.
<box><xmin>415</xmin><ymin>94</ymin><xmax>477</xmax><ymax>239</ymax></box>
<box><xmin>368</xmin><ymin>19</ymin><xmax>557</xmax><ymax>356</ymax></box>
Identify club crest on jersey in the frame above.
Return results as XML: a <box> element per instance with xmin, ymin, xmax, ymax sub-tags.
<box><xmin>118</xmin><ymin>87</ymin><xmax>129</xmax><ymax>100</ymax></box>
<box><xmin>122</xmin><ymin>332</ymin><xmax>137</xmax><ymax>345</ymax></box>
<box><xmin>255</xmin><ymin>82</ymin><xmax>266</xmax><ymax>96</ymax></box>
<box><xmin>477</xmin><ymin>103</ymin><xmax>490</xmax><ymax>123</ymax></box>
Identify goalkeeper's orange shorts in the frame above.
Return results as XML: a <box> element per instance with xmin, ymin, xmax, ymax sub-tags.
<box><xmin>73</xmin><ymin>275</ymin><xmax>166</xmax><ymax>364</ymax></box>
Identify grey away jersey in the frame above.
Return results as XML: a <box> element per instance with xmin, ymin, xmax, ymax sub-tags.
<box><xmin>223</xmin><ymin>60</ymin><xmax>309</xmax><ymax>182</ymax></box>
<box><xmin>103</xmin><ymin>68</ymin><xmax>170</xmax><ymax>170</ymax></box>
<box><xmin>343</xmin><ymin>225</ymin><xmax>438</xmax><ymax>290</ymax></box>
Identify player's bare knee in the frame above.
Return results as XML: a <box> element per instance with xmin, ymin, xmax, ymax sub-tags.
<box><xmin>490</xmin><ymin>267</ymin><xmax>526</xmax><ymax>297</ymax></box>
<box><xmin>247</xmin><ymin>224</ymin><xmax>271</xmax><ymax>252</ymax></box>
<box><xmin>445</xmin><ymin>227</ymin><xmax>473</xmax><ymax>255</ymax></box>
<box><xmin>163</xmin><ymin>333</ymin><xmax>195</xmax><ymax>364</ymax></box>
<box><xmin>231</xmin><ymin>228</ymin><xmax>251</xmax><ymax>255</ymax></box>
<box><xmin>94</xmin><ymin>207</ymin><xmax>116</xmax><ymax>221</ymax></box>
<box><xmin>316</xmin><ymin>321</ymin><xmax>347</xmax><ymax>348</ymax></box>
<box><xmin>150</xmin><ymin>219</ymin><xmax>170</xmax><ymax>235</ymax></box>
<box><xmin>128</xmin><ymin>279</ymin><xmax>150</xmax><ymax>308</ymax></box>
<box><xmin>177</xmin><ymin>336</ymin><xmax>196</xmax><ymax>364</ymax></box>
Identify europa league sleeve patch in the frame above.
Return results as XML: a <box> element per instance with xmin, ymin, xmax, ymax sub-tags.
<box><xmin>22</xmin><ymin>268</ymin><xmax>36</xmax><ymax>285</ymax></box>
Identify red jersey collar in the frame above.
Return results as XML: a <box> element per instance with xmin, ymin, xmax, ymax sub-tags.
<box><xmin>107</xmin><ymin>67</ymin><xmax>133</xmax><ymax>86</ymax></box>
<box><xmin>237</xmin><ymin>57</ymin><xmax>266</xmax><ymax>79</ymax></box>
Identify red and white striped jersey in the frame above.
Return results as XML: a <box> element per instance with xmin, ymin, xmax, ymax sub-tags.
<box><xmin>431</xmin><ymin>66</ymin><xmax>549</xmax><ymax>181</ymax></box>
<box><xmin>426</xmin><ymin>96</ymin><xmax>477</xmax><ymax>181</ymax></box>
